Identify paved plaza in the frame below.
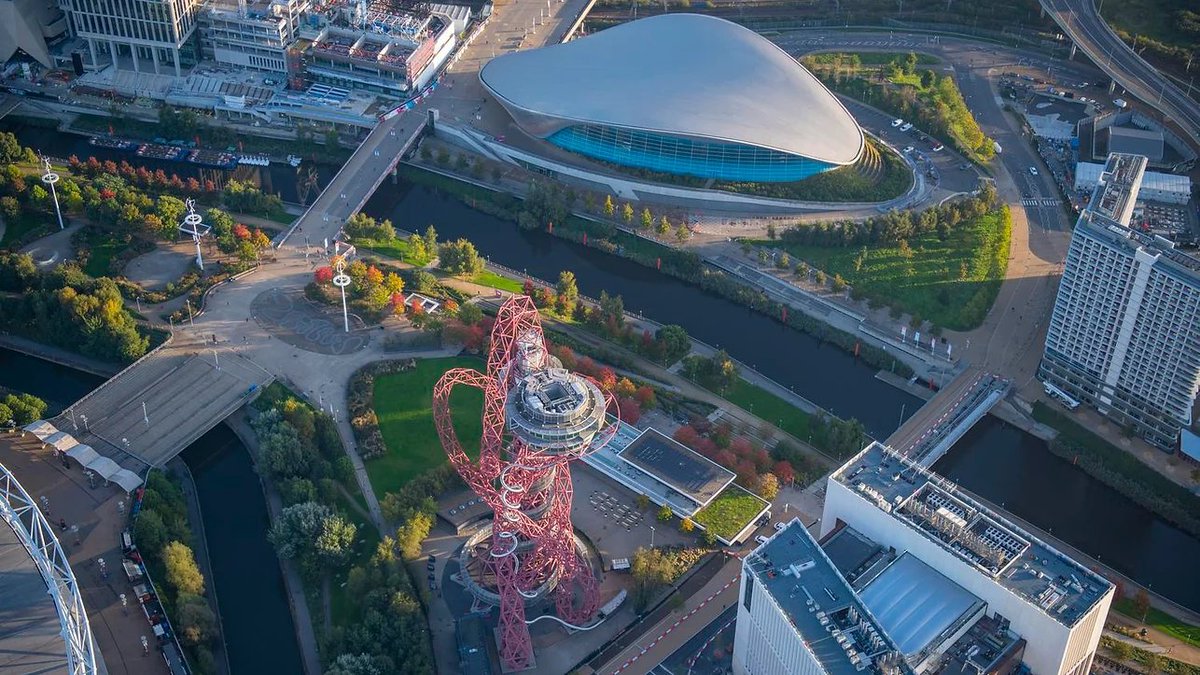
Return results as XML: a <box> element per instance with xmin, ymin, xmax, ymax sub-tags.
<box><xmin>250</xmin><ymin>288</ymin><xmax>369</xmax><ymax>355</ymax></box>
<box><xmin>123</xmin><ymin>244</ymin><xmax>195</xmax><ymax>291</ymax></box>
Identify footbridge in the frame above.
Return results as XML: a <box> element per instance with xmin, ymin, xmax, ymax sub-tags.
<box><xmin>42</xmin><ymin>344</ymin><xmax>274</xmax><ymax>471</ymax></box>
<box><xmin>886</xmin><ymin>367</ymin><xmax>1011</xmax><ymax>467</ymax></box>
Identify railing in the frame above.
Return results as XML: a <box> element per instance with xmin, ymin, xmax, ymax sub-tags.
<box><xmin>0</xmin><ymin>459</ymin><xmax>98</xmax><ymax>675</ymax></box>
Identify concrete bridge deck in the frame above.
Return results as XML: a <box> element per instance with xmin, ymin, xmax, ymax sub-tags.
<box><xmin>55</xmin><ymin>347</ymin><xmax>274</xmax><ymax>469</ymax></box>
<box><xmin>886</xmin><ymin>367</ymin><xmax>1010</xmax><ymax>466</ymax></box>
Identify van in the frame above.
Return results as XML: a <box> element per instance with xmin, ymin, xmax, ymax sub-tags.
<box><xmin>755</xmin><ymin>535</ymin><xmax>770</xmax><ymax>546</ymax></box>
<box><xmin>993</xmin><ymin>141</ymin><xmax>1003</xmax><ymax>154</ymax></box>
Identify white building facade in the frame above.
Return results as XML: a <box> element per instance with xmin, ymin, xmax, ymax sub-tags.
<box><xmin>59</xmin><ymin>0</ymin><xmax>200</xmax><ymax>74</ymax></box>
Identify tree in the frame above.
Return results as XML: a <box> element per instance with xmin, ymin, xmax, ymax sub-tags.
<box><xmin>630</xmin><ymin>546</ymin><xmax>674</xmax><ymax>611</ymax></box>
<box><xmin>176</xmin><ymin>594</ymin><xmax>216</xmax><ymax>646</ymax></box>
<box><xmin>4</xmin><ymin>393</ymin><xmax>47</xmax><ymax>426</ymax></box>
<box><xmin>640</xmin><ymin>208</ymin><xmax>653</xmax><ymax>230</ymax></box>
<box><xmin>675</xmin><ymin>223</ymin><xmax>690</xmax><ymax>243</ymax></box>
<box><xmin>270</xmin><ymin>501</ymin><xmax>331</xmax><ymax>561</ymax></box>
<box><xmin>315</xmin><ymin>266</ymin><xmax>334</xmax><ymax>284</ymax></box>
<box><xmin>654</xmin><ymin>324</ymin><xmax>691</xmax><ymax>363</ymax></box>
<box><xmin>556</xmin><ymin>270</ymin><xmax>579</xmax><ymax>316</ymax></box>
<box><xmin>758</xmin><ymin>473</ymin><xmax>780</xmax><ymax>500</ymax></box>
<box><xmin>680</xmin><ymin>518</ymin><xmax>695</xmax><ymax>533</ymax></box>
<box><xmin>814</xmin><ymin>269</ymin><xmax>827</xmax><ymax>286</ymax></box>
<box><xmin>1132</xmin><ymin>589</ymin><xmax>1151</xmax><ymax>622</ymax></box>
<box><xmin>423</xmin><ymin>225</ymin><xmax>438</xmax><ymax>256</ymax></box>
<box><xmin>133</xmin><ymin>509</ymin><xmax>169</xmax><ymax>553</ymax></box>
<box><xmin>394</xmin><ymin>510</ymin><xmax>434</xmax><ymax>560</ymax></box>
<box><xmin>162</xmin><ymin>541</ymin><xmax>205</xmax><ymax>597</ymax></box>
<box><xmin>458</xmin><ymin>302</ymin><xmax>483</xmax><ymax>326</ymax></box>
<box><xmin>622</xmin><ymin>203</ymin><xmax>634</xmax><ymax>224</ymax></box>
<box><xmin>438</xmin><ymin>238</ymin><xmax>484</xmax><ymax>277</ymax></box>
<box><xmin>657</xmin><ymin>505</ymin><xmax>673</xmax><ymax>522</ymax></box>
<box><xmin>777</xmin><ymin>251</ymin><xmax>791</xmax><ymax>270</ymax></box>
<box><xmin>1108</xmin><ymin>640</ymin><xmax>1133</xmax><ymax>661</ymax></box>
<box><xmin>326</xmin><ymin>653</ymin><xmax>392</xmax><ymax>675</ymax></box>
<box><xmin>0</xmin><ymin>403</ymin><xmax>11</xmax><ymax>428</ymax></box>
<box><xmin>1144</xmin><ymin>652</ymin><xmax>1163</xmax><ymax>674</ymax></box>
<box><xmin>766</xmin><ymin>223</ymin><xmax>777</xmax><ymax>240</ymax></box>
<box><xmin>657</xmin><ymin>215</ymin><xmax>671</xmax><ymax>236</ymax></box>
<box><xmin>636</xmin><ymin>494</ymin><xmax>650</xmax><ymax>510</ymax></box>
<box><xmin>315</xmin><ymin>512</ymin><xmax>357</xmax><ymax>568</ymax></box>
<box><xmin>603</xmin><ymin>195</ymin><xmax>615</xmax><ymax>217</ymax></box>
<box><xmin>383</xmin><ymin>272</ymin><xmax>404</xmax><ymax>295</ymax></box>
<box><xmin>0</xmin><ymin>196</ymin><xmax>19</xmax><ymax>219</ymax></box>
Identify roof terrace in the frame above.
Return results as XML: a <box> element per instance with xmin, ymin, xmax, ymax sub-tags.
<box><xmin>1087</xmin><ymin>152</ymin><xmax>1146</xmax><ymax>225</ymax></box>
<box><xmin>746</xmin><ymin>519</ymin><xmax>910</xmax><ymax>675</ymax></box>
<box><xmin>833</xmin><ymin>442</ymin><xmax>1112</xmax><ymax>628</ymax></box>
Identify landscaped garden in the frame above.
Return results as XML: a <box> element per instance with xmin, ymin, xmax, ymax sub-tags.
<box><xmin>1111</xmin><ymin>597</ymin><xmax>1200</xmax><ymax>650</ymax></box>
<box><xmin>366</xmin><ymin>356</ymin><xmax>484</xmax><ymax>497</ymax></box>
<box><xmin>693</xmin><ymin>485</ymin><xmax>769</xmax><ymax>542</ymax></box>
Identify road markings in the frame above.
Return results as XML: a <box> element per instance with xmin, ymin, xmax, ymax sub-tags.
<box><xmin>1021</xmin><ymin>198</ymin><xmax>1061</xmax><ymax>207</ymax></box>
<box><xmin>610</xmin><ymin>574</ymin><xmax>741</xmax><ymax>674</ymax></box>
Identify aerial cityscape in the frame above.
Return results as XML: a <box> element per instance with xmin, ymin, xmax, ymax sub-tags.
<box><xmin>0</xmin><ymin>0</ymin><xmax>1197</xmax><ymax>673</ymax></box>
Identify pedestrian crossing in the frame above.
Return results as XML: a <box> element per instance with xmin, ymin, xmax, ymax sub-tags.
<box><xmin>1021</xmin><ymin>198</ymin><xmax>1061</xmax><ymax>207</ymax></box>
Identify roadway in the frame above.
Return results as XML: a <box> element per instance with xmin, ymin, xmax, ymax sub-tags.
<box><xmin>1038</xmin><ymin>0</ymin><xmax>1200</xmax><ymax>150</ymax></box>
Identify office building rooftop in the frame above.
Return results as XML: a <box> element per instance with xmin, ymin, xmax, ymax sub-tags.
<box><xmin>834</xmin><ymin>443</ymin><xmax>1111</xmax><ymax>628</ymax></box>
<box><xmin>1086</xmin><ymin>153</ymin><xmax>1146</xmax><ymax>225</ymax></box>
<box><xmin>746</xmin><ymin>519</ymin><xmax>910</xmax><ymax>675</ymax></box>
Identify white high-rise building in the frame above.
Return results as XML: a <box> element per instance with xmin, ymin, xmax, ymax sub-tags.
<box><xmin>58</xmin><ymin>0</ymin><xmax>201</xmax><ymax>75</ymax></box>
<box><xmin>1041</xmin><ymin>153</ymin><xmax>1200</xmax><ymax>449</ymax></box>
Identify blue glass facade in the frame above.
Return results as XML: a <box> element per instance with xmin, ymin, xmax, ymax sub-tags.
<box><xmin>547</xmin><ymin>124</ymin><xmax>837</xmax><ymax>182</ymax></box>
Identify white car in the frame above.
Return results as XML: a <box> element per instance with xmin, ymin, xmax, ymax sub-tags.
<box><xmin>755</xmin><ymin>535</ymin><xmax>770</xmax><ymax>546</ymax></box>
<box><xmin>900</xmin><ymin>122</ymin><xmax>914</xmax><ymax>132</ymax></box>
<box><xmin>773</xmin><ymin>522</ymin><xmax>786</xmax><ymax>532</ymax></box>
<box><xmin>1029</xmin><ymin>166</ymin><xmax>1039</xmax><ymax>176</ymax></box>
<box><xmin>903</xmin><ymin>146</ymin><xmax>914</xmax><ymax>154</ymax></box>
<box><xmin>891</xmin><ymin>118</ymin><xmax>904</xmax><ymax>127</ymax></box>
<box><xmin>932</xmin><ymin>143</ymin><xmax>945</xmax><ymax>151</ymax></box>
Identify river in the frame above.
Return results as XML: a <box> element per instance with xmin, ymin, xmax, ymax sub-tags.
<box><xmin>0</xmin><ymin>347</ymin><xmax>301</xmax><ymax>673</ymax></box>
<box><xmin>364</xmin><ymin>180</ymin><xmax>1200</xmax><ymax>611</ymax></box>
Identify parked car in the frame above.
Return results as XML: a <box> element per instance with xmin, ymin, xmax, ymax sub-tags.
<box><xmin>900</xmin><ymin>122</ymin><xmax>914</xmax><ymax>132</ymax></box>
<box><xmin>1029</xmin><ymin>166</ymin><xmax>1039</xmax><ymax>176</ymax></box>
<box><xmin>933</xmin><ymin>143</ymin><xmax>945</xmax><ymax>151</ymax></box>
<box><xmin>755</xmin><ymin>535</ymin><xmax>770</xmax><ymax>546</ymax></box>
<box><xmin>774</xmin><ymin>522</ymin><xmax>787</xmax><ymax>532</ymax></box>
<box><xmin>903</xmin><ymin>146</ymin><xmax>914</xmax><ymax>154</ymax></box>
<box><xmin>891</xmin><ymin>118</ymin><xmax>904</xmax><ymax>127</ymax></box>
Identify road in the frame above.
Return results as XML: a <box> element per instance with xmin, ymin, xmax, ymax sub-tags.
<box><xmin>1038</xmin><ymin>0</ymin><xmax>1200</xmax><ymax>151</ymax></box>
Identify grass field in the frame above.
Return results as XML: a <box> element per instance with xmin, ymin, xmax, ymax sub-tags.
<box><xmin>356</xmin><ymin>237</ymin><xmax>431</xmax><ymax>266</ymax></box>
<box><xmin>769</xmin><ymin>209</ymin><xmax>1011</xmax><ymax>331</ymax></box>
<box><xmin>83</xmin><ymin>238</ymin><xmax>129</xmax><ymax>277</ymax></box>
<box><xmin>367</xmin><ymin>357</ymin><xmax>484</xmax><ymax>497</ymax></box>
<box><xmin>0</xmin><ymin>211</ymin><xmax>50</xmax><ymax>249</ymax></box>
<box><xmin>473</xmin><ymin>270</ymin><xmax>523</xmax><ymax>293</ymax></box>
<box><xmin>693</xmin><ymin>485</ymin><xmax>769</xmax><ymax>542</ymax></box>
<box><xmin>697</xmin><ymin>376</ymin><xmax>814</xmax><ymax>443</ymax></box>
<box><xmin>1112</xmin><ymin>598</ymin><xmax>1200</xmax><ymax>649</ymax></box>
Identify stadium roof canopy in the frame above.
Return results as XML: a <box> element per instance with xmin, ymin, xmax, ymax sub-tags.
<box><xmin>479</xmin><ymin>13</ymin><xmax>864</xmax><ymax>166</ymax></box>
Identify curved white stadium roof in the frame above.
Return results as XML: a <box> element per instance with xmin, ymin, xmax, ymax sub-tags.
<box><xmin>480</xmin><ymin>14</ymin><xmax>864</xmax><ymax>165</ymax></box>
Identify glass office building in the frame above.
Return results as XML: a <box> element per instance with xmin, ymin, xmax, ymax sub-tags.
<box><xmin>480</xmin><ymin>14</ymin><xmax>864</xmax><ymax>183</ymax></box>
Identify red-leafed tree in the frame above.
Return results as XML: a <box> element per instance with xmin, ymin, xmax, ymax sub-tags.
<box><xmin>522</xmin><ymin>278</ymin><xmax>536</xmax><ymax>297</ymax></box>
<box><xmin>773</xmin><ymin>460</ymin><xmax>795</xmax><ymax>486</ymax></box>
<box><xmin>390</xmin><ymin>293</ymin><xmax>406</xmax><ymax>315</ymax></box>
<box><xmin>673</xmin><ymin>425</ymin><xmax>702</xmax><ymax>449</ymax></box>
<box><xmin>233</xmin><ymin>223</ymin><xmax>251</xmax><ymax>240</ymax></box>
<box><xmin>634</xmin><ymin>385</ymin><xmax>656</xmax><ymax>409</ymax></box>
<box><xmin>596</xmin><ymin>367</ymin><xmax>618</xmax><ymax>392</ymax></box>
<box><xmin>616</xmin><ymin>397</ymin><xmax>642</xmax><ymax>425</ymax></box>
<box><xmin>314</xmin><ymin>266</ymin><xmax>334</xmax><ymax>284</ymax></box>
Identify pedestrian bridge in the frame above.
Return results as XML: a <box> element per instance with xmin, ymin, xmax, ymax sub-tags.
<box><xmin>39</xmin><ymin>346</ymin><xmax>273</xmax><ymax>472</ymax></box>
<box><xmin>886</xmin><ymin>367</ymin><xmax>1010</xmax><ymax>467</ymax></box>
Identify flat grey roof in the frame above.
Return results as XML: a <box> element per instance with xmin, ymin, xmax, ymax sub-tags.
<box><xmin>480</xmin><ymin>14</ymin><xmax>864</xmax><ymax>165</ymax></box>
<box><xmin>835</xmin><ymin>443</ymin><xmax>1112</xmax><ymax>628</ymax></box>
<box><xmin>747</xmin><ymin>520</ymin><xmax>909</xmax><ymax>675</ymax></box>
<box><xmin>0</xmin><ymin>519</ymin><xmax>70</xmax><ymax>674</ymax></box>
<box><xmin>618</xmin><ymin>428</ymin><xmax>734</xmax><ymax>508</ymax></box>
<box><xmin>859</xmin><ymin>553</ymin><xmax>984</xmax><ymax>657</ymax></box>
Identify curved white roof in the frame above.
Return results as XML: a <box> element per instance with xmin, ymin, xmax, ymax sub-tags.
<box><xmin>480</xmin><ymin>14</ymin><xmax>864</xmax><ymax>165</ymax></box>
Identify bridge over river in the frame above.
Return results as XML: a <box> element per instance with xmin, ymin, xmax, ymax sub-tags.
<box><xmin>885</xmin><ymin>367</ymin><xmax>1011</xmax><ymax>466</ymax></box>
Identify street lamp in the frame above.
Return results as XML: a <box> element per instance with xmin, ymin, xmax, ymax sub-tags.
<box><xmin>649</xmin><ymin>525</ymin><xmax>655</xmax><ymax>549</ymax></box>
<box><xmin>39</xmin><ymin>155</ymin><xmax>64</xmax><ymax>231</ymax></box>
<box><xmin>333</xmin><ymin>259</ymin><xmax>352</xmax><ymax>333</ymax></box>
<box><xmin>178</xmin><ymin>198</ymin><xmax>211</xmax><ymax>270</ymax></box>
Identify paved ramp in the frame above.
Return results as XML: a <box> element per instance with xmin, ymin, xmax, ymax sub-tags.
<box><xmin>56</xmin><ymin>349</ymin><xmax>273</xmax><ymax>468</ymax></box>
<box><xmin>0</xmin><ymin>520</ymin><xmax>71</xmax><ymax>675</ymax></box>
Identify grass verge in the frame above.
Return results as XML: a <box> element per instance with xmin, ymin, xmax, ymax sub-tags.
<box><xmin>1112</xmin><ymin>598</ymin><xmax>1200</xmax><ymax>650</ymax></box>
<box><xmin>693</xmin><ymin>485</ymin><xmax>769</xmax><ymax>542</ymax></box>
<box><xmin>767</xmin><ymin>208</ymin><xmax>1011</xmax><ymax>331</ymax></box>
<box><xmin>367</xmin><ymin>356</ymin><xmax>483</xmax><ymax>496</ymax></box>
<box><xmin>473</xmin><ymin>270</ymin><xmax>523</xmax><ymax>293</ymax></box>
<box><xmin>697</xmin><ymin>376</ymin><xmax>814</xmax><ymax>443</ymax></box>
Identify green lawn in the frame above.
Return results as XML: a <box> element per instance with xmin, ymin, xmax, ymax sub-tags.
<box><xmin>0</xmin><ymin>211</ymin><xmax>50</xmax><ymax>249</ymax></box>
<box><xmin>768</xmin><ymin>209</ymin><xmax>1011</xmax><ymax>331</ymax></box>
<box><xmin>367</xmin><ymin>357</ymin><xmax>484</xmax><ymax>497</ymax></box>
<box><xmin>328</xmin><ymin>502</ymin><xmax>381</xmax><ymax>628</ymax></box>
<box><xmin>473</xmin><ymin>270</ymin><xmax>523</xmax><ymax>293</ymax></box>
<box><xmin>356</xmin><ymin>237</ymin><xmax>432</xmax><ymax>266</ymax></box>
<box><xmin>83</xmin><ymin>238</ymin><xmax>130</xmax><ymax>277</ymax></box>
<box><xmin>693</xmin><ymin>485</ymin><xmax>769</xmax><ymax>542</ymax></box>
<box><xmin>1112</xmin><ymin>598</ymin><xmax>1200</xmax><ymax>649</ymax></box>
<box><xmin>699</xmin><ymin>376</ymin><xmax>814</xmax><ymax>443</ymax></box>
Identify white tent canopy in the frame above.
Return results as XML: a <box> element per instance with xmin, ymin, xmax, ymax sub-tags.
<box><xmin>22</xmin><ymin>420</ymin><xmax>58</xmax><ymax>440</ymax></box>
<box><xmin>66</xmin><ymin>444</ymin><xmax>100</xmax><ymax>467</ymax></box>
<box><xmin>84</xmin><ymin>456</ymin><xmax>122</xmax><ymax>481</ymax></box>
<box><xmin>43</xmin><ymin>432</ymin><xmax>79</xmax><ymax>452</ymax></box>
<box><xmin>110</xmin><ymin>469</ymin><xmax>143</xmax><ymax>492</ymax></box>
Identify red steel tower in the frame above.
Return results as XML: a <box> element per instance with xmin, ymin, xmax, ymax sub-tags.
<box><xmin>434</xmin><ymin>296</ymin><xmax>617</xmax><ymax>671</ymax></box>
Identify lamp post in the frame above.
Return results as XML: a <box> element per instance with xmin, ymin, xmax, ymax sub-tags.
<box><xmin>649</xmin><ymin>525</ymin><xmax>655</xmax><ymax>549</ymax></box>
<box><xmin>333</xmin><ymin>259</ymin><xmax>352</xmax><ymax>333</ymax></box>
<box><xmin>40</xmin><ymin>155</ymin><xmax>64</xmax><ymax>231</ymax></box>
<box><xmin>178</xmin><ymin>198</ymin><xmax>210</xmax><ymax>270</ymax></box>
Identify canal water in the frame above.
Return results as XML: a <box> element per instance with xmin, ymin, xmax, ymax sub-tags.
<box><xmin>0</xmin><ymin>121</ymin><xmax>336</xmax><ymax>206</ymax></box>
<box><xmin>365</xmin><ymin>181</ymin><xmax>1200</xmax><ymax>611</ymax></box>
<box><xmin>0</xmin><ymin>348</ymin><xmax>300</xmax><ymax>672</ymax></box>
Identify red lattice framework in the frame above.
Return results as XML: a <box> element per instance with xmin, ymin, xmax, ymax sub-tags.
<box><xmin>433</xmin><ymin>296</ymin><xmax>617</xmax><ymax>671</ymax></box>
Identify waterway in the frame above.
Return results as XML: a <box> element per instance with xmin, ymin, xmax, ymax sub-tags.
<box><xmin>0</xmin><ymin>347</ymin><xmax>301</xmax><ymax>673</ymax></box>
<box><xmin>365</xmin><ymin>180</ymin><xmax>1200</xmax><ymax>611</ymax></box>
<box><xmin>0</xmin><ymin>121</ymin><xmax>336</xmax><ymax>206</ymax></box>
